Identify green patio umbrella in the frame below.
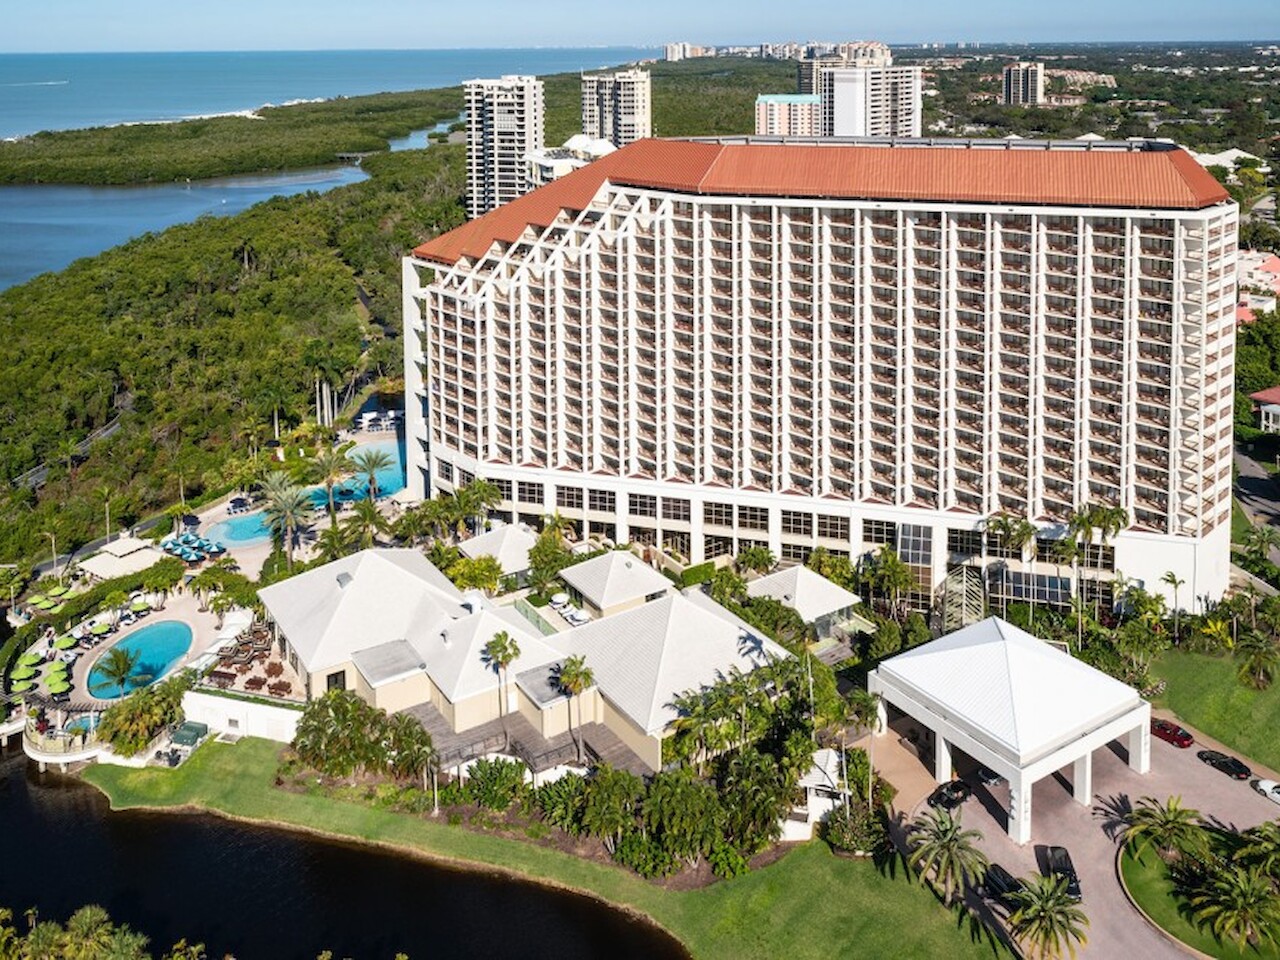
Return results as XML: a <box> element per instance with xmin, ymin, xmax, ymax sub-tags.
<box><xmin>54</xmin><ymin>635</ymin><xmax>78</xmax><ymax>650</ymax></box>
<box><xmin>9</xmin><ymin>665</ymin><xmax>36</xmax><ymax>681</ymax></box>
<box><xmin>46</xmin><ymin>662</ymin><xmax>68</xmax><ymax>675</ymax></box>
<box><xmin>49</xmin><ymin>603</ymin><xmax>66</xmax><ymax>614</ymax></box>
<box><xmin>46</xmin><ymin>585</ymin><xmax>67</xmax><ymax>598</ymax></box>
<box><xmin>18</xmin><ymin>651</ymin><xmax>42</xmax><ymax>666</ymax></box>
<box><xmin>45</xmin><ymin>682</ymin><xmax>71</xmax><ymax>694</ymax></box>
<box><xmin>34</xmin><ymin>599</ymin><xmax>55</xmax><ymax>611</ymax></box>
<box><xmin>90</xmin><ymin>623</ymin><xmax>111</xmax><ymax>636</ymax></box>
<box><xmin>10</xmin><ymin>681</ymin><xmax>32</xmax><ymax>693</ymax></box>
<box><xmin>27</xmin><ymin>594</ymin><xmax>46</xmax><ymax>604</ymax></box>
<box><xmin>130</xmin><ymin>598</ymin><xmax>151</xmax><ymax>612</ymax></box>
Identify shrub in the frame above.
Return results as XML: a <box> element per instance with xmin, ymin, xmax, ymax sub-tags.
<box><xmin>680</xmin><ymin>561</ymin><xmax>716</xmax><ymax>587</ymax></box>
<box><xmin>824</xmin><ymin>803</ymin><xmax>889</xmax><ymax>855</ymax></box>
<box><xmin>708</xmin><ymin>839</ymin><xmax>749</xmax><ymax>880</ymax></box>
<box><xmin>535</xmin><ymin>773</ymin><xmax>586</xmax><ymax>835</ymax></box>
<box><xmin>436</xmin><ymin>778</ymin><xmax>472</xmax><ymax>809</ymax></box>
<box><xmin>613</xmin><ymin>829</ymin><xmax>679</xmax><ymax>879</ymax></box>
<box><xmin>865</xmin><ymin>620</ymin><xmax>902</xmax><ymax>661</ymax></box>
<box><xmin>98</xmin><ymin>671</ymin><xmax>195</xmax><ymax>757</ymax></box>
<box><xmin>467</xmin><ymin>757</ymin><xmax>528</xmax><ymax>811</ymax></box>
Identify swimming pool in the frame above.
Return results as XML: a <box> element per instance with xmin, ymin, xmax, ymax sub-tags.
<box><xmin>88</xmin><ymin>620</ymin><xmax>194</xmax><ymax>699</ymax></box>
<box><xmin>204</xmin><ymin>438</ymin><xmax>407</xmax><ymax>547</ymax></box>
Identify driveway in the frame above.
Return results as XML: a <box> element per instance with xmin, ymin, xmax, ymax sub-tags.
<box><xmin>884</xmin><ymin>719</ymin><xmax>1279</xmax><ymax>958</ymax></box>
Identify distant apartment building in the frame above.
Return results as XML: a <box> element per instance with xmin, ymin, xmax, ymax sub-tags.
<box><xmin>664</xmin><ymin>42</ymin><xmax>686</xmax><ymax>62</ymax></box>
<box><xmin>819</xmin><ymin>65</ymin><xmax>923</xmax><ymax>137</ymax></box>
<box><xmin>755</xmin><ymin>94</ymin><xmax>821</xmax><ymax>136</ymax></box>
<box><xmin>1002</xmin><ymin>62</ymin><xmax>1045</xmax><ymax>106</ymax></box>
<box><xmin>524</xmin><ymin>134</ymin><xmax>616</xmax><ymax>191</ymax></box>
<box><xmin>464</xmin><ymin>75</ymin><xmax>544</xmax><ymax>219</ymax></box>
<box><xmin>797</xmin><ymin>41</ymin><xmax>894</xmax><ymax>92</ymax></box>
<box><xmin>581</xmin><ymin>69</ymin><xmax>652</xmax><ymax>148</ymax></box>
<box><xmin>404</xmin><ymin>136</ymin><xmax>1238</xmax><ymax>610</ymax></box>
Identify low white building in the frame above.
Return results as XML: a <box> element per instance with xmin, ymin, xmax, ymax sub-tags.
<box><xmin>524</xmin><ymin>135</ymin><xmax>616</xmax><ymax>191</ymax></box>
<box><xmin>78</xmin><ymin>536</ymin><xmax>165</xmax><ymax>582</ymax></box>
<box><xmin>869</xmin><ymin>617</ymin><xmax>1149</xmax><ymax>844</ymax></box>
<box><xmin>746</xmin><ymin>565</ymin><xmax>863</xmax><ymax>638</ymax></box>
<box><xmin>558</xmin><ymin>550</ymin><xmax>672</xmax><ymax>618</ymax></box>
<box><xmin>458</xmin><ymin>524</ymin><xmax>539</xmax><ymax>583</ymax></box>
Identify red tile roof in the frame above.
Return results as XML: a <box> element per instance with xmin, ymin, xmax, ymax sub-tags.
<box><xmin>414</xmin><ymin>139</ymin><xmax>1230</xmax><ymax>265</ymax></box>
<box><xmin>1251</xmin><ymin>386</ymin><xmax>1280</xmax><ymax>406</ymax></box>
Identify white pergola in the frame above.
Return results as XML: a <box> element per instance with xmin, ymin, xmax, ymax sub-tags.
<box><xmin>869</xmin><ymin>617</ymin><xmax>1150</xmax><ymax>844</ymax></box>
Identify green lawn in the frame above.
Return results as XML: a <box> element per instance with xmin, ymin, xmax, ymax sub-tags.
<box><xmin>1234</xmin><ymin>497</ymin><xmax>1255</xmax><ymax>544</ymax></box>
<box><xmin>1153</xmin><ymin>651</ymin><xmax>1280</xmax><ymax>772</ymax></box>
<box><xmin>1119</xmin><ymin>848</ymin><xmax>1280</xmax><ymax>959</ymax></box>
<box><xmin>85</xmin><ymin>739</ymin><xmax>1008</xmax><ymax>960</ymax></box>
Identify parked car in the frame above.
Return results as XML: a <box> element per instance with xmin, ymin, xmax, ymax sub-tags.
<box><xmin>1198</xmin><ymin>749</ymin><xmax>1252</xmax><ymax>780</ymax></box>
<box><xmin>1253</xmin><ymin>779</ymin><xmax>1280</xmax><ymax>806</ymax></box>
<box><xmin>980</xmin><ymin>863</ymin><xmax>1024</xmax><ymax>909</ymax></box>
<box><xmin>975</xmin><ymin>766</ymin><xmax>1006</xmax><ymax>787</ymax></box>
<box><xmin>1151</xmin><ymin>719</ymin><xmax>1194</xmax><ymax>748</ymax></box>
<box><xmin>927</xmin><ymin>780</ymin><xmax>973</xmax><ymax>810</ymax></box>
<box><xmin>1044</xmin><ymin>846</ymin><xmax>1082</xmax><ymax>901</ymax></box>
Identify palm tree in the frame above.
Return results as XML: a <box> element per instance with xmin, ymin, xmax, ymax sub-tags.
<box><xmin>906</xmin><ymin>808</ymin><xmax>989</xmax><ymax>906</ymax></box>
<box><xmin>1236</xmin><ymin>632</ymin><xmax>1280</xmax><ymax>690</ymax></box>
<box><xmin>483</xmin><ymin>630</ymin><xmax>521</xmax><ymax>749</ymax></box>
<box><xmin>871</xmin><ymin>547</ymin><xmax>914</xmax><ymax>620</ymax></box>
<box><xmin>1235</xmin><ymin>820</ymin><xmax>1280</xmax><ymax>875</ymax></box>
<box><xmin>1161</xmin><ymin>571</ymin><xmax>1186</xmax><ymax>641</ymax></box>
<box><xmin>1122</xmin><ymin>795</ymin><xmax>1205</xmax><ymax>861</ymax></box>
<box><xmin>456</xmin><ymin>479</ymin><xmax>501</xmax><ymax>537</ymax></box>
<box><xmin>385</xmin><ymin>712</ymin><xmax>438</xmax><ymax>810</ymax></box>
<box><xmin>316</xmin><ymin>523</ymin><xmax>354</xmax><ymax>563</ymax></box>
<box><xmin>734</xmin><ymin>545</ymin><xmax>777</xmax><ymax>575</ymax></box>
<box><xmin>1244</xmin><ymin>525</ymin><xmax>1280</xmax><ymax>568</ymax></box>
<box><xmin>349</xmin><ymin>448</ymin><xmax>393</xmax><ymax>502</ymax></box>
<box><xmin>542</xmin><ymin>511</ymin><xmax>574</xmax><ymax>544</ymax></box>
<box><xmin>342</xmin><ymin>499</ymin><xmax>390</xmax><ymax>550</ymax></box>
<box><xmin>556</xmin><ymin>654</ymin><xmax>595</xmax><ymax>765</ymax></box>
<box><xmin>843</xmin><ymin>688</ymin><xmax>882</xmax><ymax>809</ymax></box>
<box><xmin>91</xmin><ymin>646</ymin><xmax>148</xmax><ymax>695</ymax></box>
<box><xmin>262</xmin><ymin>481</ymin><xmax>312</xmax><ymax>571</ymax></box>
<box><xmin>1008</xmin><ymin>873</ymin><xmax>1090</xmax><ymax>960</ymax></box>
<box><xmin>1189</xmin><ymin>864</ymin><xmax>1280</xmax><ymax>950</ymax></box>
<box><xmin>311</xmin><ymin>445</ymin><xmax>352</xmax><ymax>519</ymax></box>
<box><xmin>63</xmin><ymin>904</ymin><xmax>115</xmax><ymax>959</ymax></box>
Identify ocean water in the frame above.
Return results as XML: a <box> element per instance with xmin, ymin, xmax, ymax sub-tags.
<box><xmin>0</xmin><ymin>48</ymin><xmax>657</xmax><ymax>138</ymax></box>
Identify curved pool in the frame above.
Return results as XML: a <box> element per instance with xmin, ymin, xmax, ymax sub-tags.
<box><xmin>88</xmin><ymin>620</ymin><xmax>194</xmax><ymax>699</ymax></box>
<box><xmin>206</xmin><ymin>511</ymin><xmax>273</xmax><ymax>547</ymax></box>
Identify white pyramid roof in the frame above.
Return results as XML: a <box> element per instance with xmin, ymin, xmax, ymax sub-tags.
<box><xmin>876</xmin><ymin>617</ymin><xmax>1142</xmax><ymax>765</ymax></box>
<box><xmin>560</xmin><ymin>551</ymin><xmax>671</xmax><ymax>610</ymax></box>
<box><xmin>544</xmin><ymin>594</ymin><xmax>788</xmax><ymax>735</ymax></box>
<box><xmin>410</xmin><ymin>609</ymin><xmax>559</xmax><ymax>703</ymax></box>
<box><xmin>458</xmin><ymin>525</ymin><xmax>537</xmax><ymax>575</ymax></box>
<box><xmin>746</xmin><ymin>566</ymin><xmax>860</xmax><ymax>623</ymax></box>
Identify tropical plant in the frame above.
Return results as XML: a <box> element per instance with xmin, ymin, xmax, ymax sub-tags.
<box><xmin>1122</xmin><ymin>795</ymin><xmax>1205</xmax><ymax>861</ymax></box>
<box><xmin>293</xmin><ymin>689</ymin><xmax>392</xmax><ymax>779</ymax></box>
<box><xmin>906</xmin><ymin>808</ymin><xmax>989</xmax><ymax>906</ymax></box>
<box><xmin>1161</xmin><ymin>570</ymin><xmax>1186</xmax><ymax>639</ymax></box>
<box><xmin>261</xmin><ymin>476</ymin><xmax>312</xmax><ymax>571</ymax></box>
<box><xmin>139</xmin><ymin>556</ymin><xmax>184</xmax><ymax>610</ymax></box>
<box><xmin>1188</xmin><ymin>864</ymin><xmax>1280</xmax><ymax>950</ymax></box>
<box><xmin>1199</xmin><ymin>617</ymin><xmax>1234</xmax><ymax>653</ymax></box>
<box><xmin>311</xmin><ymin>444</ymin><xmax>352</xmax><ymax>519</ymax></box>
<box><xmin>535</xmin><ymin>773</ymin><xmax>587</xmax><ymax>835</ymax></box>
<box><xmin>315</xmin><ymin>522</ymin><xmax>354</xmax><ymax>562</ymax></box>
<box><xmin>1236</xmin><ymin>632</ymin><xmax>1280</xmax><ymax>690</ymax></box>
<box><xmin>528</xmin><ymin>527</ymin><xmax>573</xmax><ymax>596</ymax></box>
<box><xmin>466</xmin><ymin>756</ymin><xmax>528</xmax><ymax>811</ymax></box>
<box><xmin>1244</xmin><ymin>525</ymin><xmax>1280</xmax><ymax>568</ymax></box>
<box><xmin>348</xmin><ymin>447</ymin><xmax>393</xmax><ymax>501</ymax></box>
<box><xmin>734</xmin><ymin>545</ymin><xmax>776</xmax><ymax>575</ymax></box>
<box><xmin>1235</xmin><ymin>820</ymin><xmax>1280</xmax><ymax>875</ymax></box>
<box><xmin>581</xmin><ymin>763</ymin><xmax>644</xmax><ymax>854</ymax></box>
<box><xmin>709</xmin><ymin>566</ymin><xmax>747</xmax><ymax>606</ymax></box>
<box><xmin>102</xmin><ymin>588</ymin><xmax>129</xmax><ymax>626</ymax></box>
<box><xmin>447</xmin><ymin>554</ymin><xmax>504</xmax><ymax>594</ymax></box>
<box><xmin>482</xmin><ymin>629</ymin><xmax>520</xmax><ymax>748</ymax></box>
<box><xmin>717</xmin><ymin>747</ymin><xmax>790</xmax><ymax>855</ymax></box>
<box><xmin>1008</xmin><ymin>873</ymin><xmax>1091</xmax><ymax>960</ymax></box>
<box><xmin>555</xmin><ymin>654</ymin><xmax>594</xmax><ymax>764</ymax></box>
<box><xmin>90</xmin><ymin>646</ymin><xmax>146</xmax><ymax>695</ymax></box>
<box><xmin>454</xmin><ymin>479</ymin><xmax>502</xmax><ymax>538</ymax></box>
<box><xmin>643</xmin><ymin>768</ymin><xmax>722</xmax><ymax>867</ymax></box>
<box><xmin>97</xmin><ymin>672</ymin><xmax>194</xmax><ymax>755</ymax></box>
<box><xmin>341</xmin><ymin>498</ymin><xmax>390</xmax><ymax>550</ymax></box>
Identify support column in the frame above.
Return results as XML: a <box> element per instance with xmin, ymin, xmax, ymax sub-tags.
<box><xmin>1072</xmin><ymin>752</ymin><xmax>1093</xmax><ymax>805</ymax></box>
<box><xmin>933</xmin><ymin>733</ymin><xmax>952</xmax><ymax>784</ymax></box>
<box><xmin>873</xmin><ymin>697</ymin><xmax>888</xmax><ymax>736</ymax></box>
<box><xmin>1007</xmin><ymin>772</ymin><xmax>1032</xmax><ymax>845</ymax></box>
<box><xmin>1128</xmin><ymin>722</ymin><xmax>1150</xmax><ymax>774</ymax></box>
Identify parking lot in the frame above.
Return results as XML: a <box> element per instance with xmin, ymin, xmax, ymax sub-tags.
<box><xmin>883</xmin><ymin>712</ymin><xmax>1280</xmax><ymax>957</ymax></box>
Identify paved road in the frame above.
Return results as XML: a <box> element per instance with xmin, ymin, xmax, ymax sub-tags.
<box><xmin>896</xmin><ymin>719</ymin><xmax>1279</xmax><ymax>959</ymax></box>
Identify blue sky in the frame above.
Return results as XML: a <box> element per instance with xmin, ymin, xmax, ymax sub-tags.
<box><xmin>4</xmin><ymin>0</ymin><xmax>1277</xmax><ymax>52</ymax></box>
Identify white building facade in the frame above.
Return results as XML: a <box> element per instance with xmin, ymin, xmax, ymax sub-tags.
<box><xmin>404</xmin><ymin>137</ymin><xmax>1237</xmax><ymax>609</ymax></box>
<box><xmin>582</xmin><ymin>69</ymin><xmax>652</xmax><ymax>148</ymax></box>
<box><xmin>755</xmin><ymin>94</ymin><xmax>821</xmax><ymax>137</ymax></box>
<box><xmin>464</xmin><ymin>75</ymin><xmax>545</xmax><ymax>219</ymax></box>
<box><xmin>1003</xmin><ymin>62</ymin><xmax>1045</xmax><ymax>106</ymax></box>
<box><xmin>819</xmin><ymin>66</ymin><xmax>923</xmax><ymax>138</ymax></box>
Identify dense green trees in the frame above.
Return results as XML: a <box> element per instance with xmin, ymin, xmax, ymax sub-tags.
<box><xmin>98</xmin><ymin>671</ymin><xmax>195</xmax><ymax>756</ymax></box>
<box><xmin>293</xmin><ymin>689</ymin><xmax>436</xmax><ymax>786</ymax></box>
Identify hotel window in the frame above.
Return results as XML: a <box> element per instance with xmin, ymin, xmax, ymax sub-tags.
<box><xmin>860</xmin><ymin>519</ymin><xmax>894</xmax><ymax>545</ymax></box>
<box><xmin>704</xmin><ymin>535</ymin><xmax>733</xmax><ymax>559</ymax></box>
<box><xmin>899</xmin><ymin>524</ymin><xmax>933</xmax><ymax>566</ymax></box>
<box><xmin>817</xmin><ymin>514</ymin><xmax>851</xmax><ymax>542</ymax></box>
<box><xmin>556</xmin><ymin>487</ymin><xmax>583</xmax><ymax>510</ymax></box>
<box><xmin>493</xmin><ymin>479</ymin><xmax>513</xmax><ymax>501</ymax></box>
<box><xmin>704</xmin><ymin>501</ymin><xmax>734</xmax><ymax>527</ymax></box>
<box><xmin>1082</xmin><ymin>544</ymin><xmax>1116</xmax><ymax>570</ymax></box>
<box><xmin>781</xmin><ymin>542</ymin><xmax>812</xmax><ymax>563</ymax></box>
<box><xmin>662</xmin><ymin>497</ymin><xmax>691</xmax><ymax>522</ymax></box>
<box><xmin>326</xmin><ymin>670</ymin><xmax>346</xmax><ymax>692</ymax></box>
<box><xmin>517</xmin><ymin>482</ymin><xmax>544</xmax><ymax>505</ymax></box>
<box><xmin>629</xmin><ymin>494</ymin><xmax>658</xmax><ymax>518</ymax></box>
<box><xmin>946</xmin><ymin>528</ymin><xmax>982</xmax><ymax>558</ymax></box>
<box><xmin>436</xmin><ymin>459</ymin><xmax>454</xmax><ymax>483</ymax></box>
<box><xmin>459</xmin><ymin>470</ymin><xmax>475</xmax><ymax>487</ymax></box>
<box><xmin>588</xmin><ymin>489</ymin><xmax>616</xmax><ymax>512</ymax></box>
<box><xmin>782</xmin><ymin>511</ymin><xmax>813</xmax><ymax>537</ymax></box>
<box><xmin>738</xmin><ymin>506</ymin><xmax>769</xmax><ymax>531</ymax></box>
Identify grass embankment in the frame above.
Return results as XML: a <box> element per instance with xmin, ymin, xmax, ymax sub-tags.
<box><xmin>1120</xmin><ymin>848</ymin><xmax>1280</xmax><ymax>959</ymax></box>
<box><xmin>1153</xmin><ymin>651</ymin><xmax>1280</xmax><ymax>772</ymax></box>
<box><xmin>85</xmin><ymin>738</ymin><xmax>1007</xmax><ymax>960</ymax></box>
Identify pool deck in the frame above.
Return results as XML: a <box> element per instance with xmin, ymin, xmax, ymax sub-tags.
<box><xmin>30</xmin><ymin>593</ymin><xmax>224</xmax><ymax>710</ymax></box>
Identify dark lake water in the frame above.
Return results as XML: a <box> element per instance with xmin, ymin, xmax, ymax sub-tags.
<box><xmin>0</xmin><ymin>753</ymin><xmax>684</xmax><ymax>960</ymax></box>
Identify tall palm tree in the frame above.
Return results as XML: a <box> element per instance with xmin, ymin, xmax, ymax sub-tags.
<box><xmin>342</xmin><ymin>499</ymin><xmax>390</xmax><ymax>550</ymax></box>
<box><xmin>1189</xmin><ymin>864</ymin><xmax>1280</xmax><ymax>950</ymax></box>
<box><xmin>482</xmin><ymin>630</ymin><xmax>521</xmax><ymax>749</ymax></box>
<box><xmin>556</xmin><ymin>654</ymin><xmax>595</xmax><ymax>765</ymax></box>
<box><xmin>63</xmin><ymin>904</ymin><xmax>115</xmax><ymax>960</ymax></box>
<box><xmin>1236</xmin><ymin>632</ymin><xmax>1280</xmax><ymax>690</ymax></box>
<box><xmin>1244</xmin><ymin>525</ymin><xmax>1280</xmax><ymax>568</ymax></box>
<box><xmin>1122</xmin><ymin>795</ymin><xmax>1205</xmax><ymax>861</ymax></box>
<box><xmin>311</xmin><ymin>445</ymin><xmax>352</xmax><ymax>519</ymax></box>
<box><xmin>316</xmin><ymin>523</ymin><xmax>354</xmax><ymax>563</ymax></box>
<box><xmin>457</xmin><ymin>479</ymin><xmax>502</xmax><ymax>537</ymax></box>
<box><xmin>263</xmin><ymin>482</ymin><xmax>312</xmax><ymax>571</ymax></box>
<box><xmin>349</xmin><ymin>448</ymin><xmax>393</xmax><ymax>502</ymax></box>
<box><xmin>542</xmin><ymin>511</ymin><xmax>574</xmax><ymax>544</ymax></box>
<box><xmin>843</xmin><ymin>688</ymin><xmax>882</xmax><ymax>809</ymax></box>
<box><xmin>906</xmin><ymin>808</ymin><xmax>989</xmax><ymax>906</ymax></box>
<box><xmin>91</xmin><ymin>646</ymin><xmax>147</xmax><ymax>695</ymax></box>
<box><xmin>1161</xmin><ymin>571</ymin><xmax>1186</xmax><ymax>640</ymax></box>
<box><xmin>1008</xmin><ymin>873</ymin><xmax>1090</xmax><ymax>960</ymax></box>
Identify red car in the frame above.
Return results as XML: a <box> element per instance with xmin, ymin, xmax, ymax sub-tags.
<box><xmin>1151</xmin><ymin>719</ymin><xmax>1193</xmax><ymax>748</ymax></box>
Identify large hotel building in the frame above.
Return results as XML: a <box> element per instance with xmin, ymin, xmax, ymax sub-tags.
<box><xmin>404</xmin><ymin>137</ymin><xmax>1237</xmax><ymax>608</ymax></box>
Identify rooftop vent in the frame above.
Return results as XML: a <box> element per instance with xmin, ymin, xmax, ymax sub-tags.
<box><xmin>336</xmin><ymin>572</ymin><xmax>353</xmax><ymax>589</ymax></box>
<box><xmin>440</xmin><ymin>628</ymin><xmax>450</xmax><ymax>649</ymax></box>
